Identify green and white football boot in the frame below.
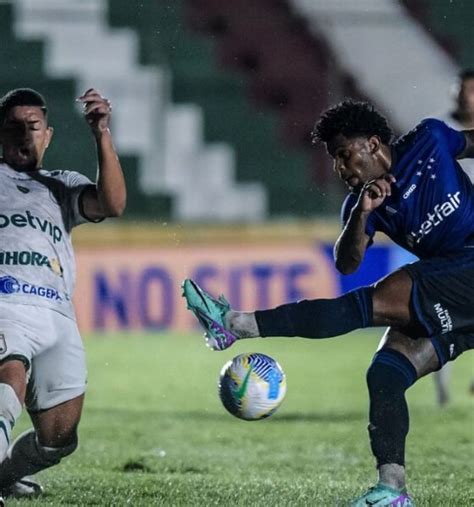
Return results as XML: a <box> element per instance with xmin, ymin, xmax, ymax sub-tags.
<box><xmin>350</xmin><ymin>483</ymin><xmax>414</xmax><ymax>506</ymax></box>
<box><xmin>182</xmin><ymin>278</ymin><xmax>237</xmax><ymax>351</ymax></box>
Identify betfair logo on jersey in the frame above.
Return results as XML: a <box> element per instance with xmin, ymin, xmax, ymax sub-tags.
<box><xmin>0</xmin><ymin>276</ymin><xmax>62</xmax><ymax>301</ymax></box>
<box><xmin>0</xmin><ymin>211</ymin><xmax>62</xmax><ymax>243</ymax></box>
<box><xmin>409</xmin><ymin>192</ymin><xmax>461</xmax><ymax>244</ymax></box>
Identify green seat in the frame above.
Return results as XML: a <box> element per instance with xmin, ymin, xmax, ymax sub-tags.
<box><xmin>107</xmin><ymin>0</ymin><xmax>333</xmax><ymax>216</ymax></box>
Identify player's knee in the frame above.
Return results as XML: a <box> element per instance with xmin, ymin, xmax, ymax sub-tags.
<box><xmin>38</xmin><ymin>427</ymin><xmax>79</xmax><ymax>453</ymax></box>
<box><xmin>366</xmin><ymin>349</ymin><xmax>417</xmax><ymax>396</ymax></box>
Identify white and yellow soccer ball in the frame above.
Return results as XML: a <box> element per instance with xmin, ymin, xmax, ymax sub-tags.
<box><xmin>218</xmin><ymin>353</ymin><xmax>287</xmax><ymax>420</ymax></box>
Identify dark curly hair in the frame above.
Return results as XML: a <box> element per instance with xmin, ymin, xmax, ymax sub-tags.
<box><xmin>312</xmin><ymin>99</ymin><xmax>393</xmax><ymax>146</ymax></box>
<box><xmin>0</xmin><ymin>88</ymin><xmax>47</xmax><ymax>125</ymax></box>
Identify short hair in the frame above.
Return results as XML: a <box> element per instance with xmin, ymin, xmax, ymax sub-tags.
<box><xmin>312</xmin><ymin>99</ymin><xmax>393</xmax><ymax>146</ymax></box>
<box><xmin>459</xmin><ymin>69</ymin><xmax>474</xmax><ymax>82</ymax></box>
<box><xmin>0</xmin><ymin>88</ymin><xmax>48</xmax><ymax>125</ymax></box>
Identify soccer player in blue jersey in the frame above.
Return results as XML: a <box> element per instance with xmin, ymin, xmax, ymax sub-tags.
<box><xmin>183</xmin><ymin>99</ymin><xmax>474</xmax><ymax>506</ymax></box>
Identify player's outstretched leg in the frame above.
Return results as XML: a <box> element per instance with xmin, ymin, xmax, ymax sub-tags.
<box><xmin>182</xmin><ymin>278</ymin><xmax>377</xmax><ymax>350</ymax></box>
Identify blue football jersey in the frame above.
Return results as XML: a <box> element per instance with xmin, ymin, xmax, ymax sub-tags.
<box><xmin>341</xmin><ymin>119</ymin><xmax>474</xmax><ymax>258</ymax></box>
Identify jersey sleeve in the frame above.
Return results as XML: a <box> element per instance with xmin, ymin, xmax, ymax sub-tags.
<box><xmin>340</xmin><ymin>193</ymin><xmax>377</xmax><ymax>244</ymax></box>
<box><xmin>421</xmin><ymin>118</ymin><xmax>467</xmax><ymax>157</ymax></box>
<box><xmin>55</xmin><ymin>171</ymin><xmax>96</xmax><ymax>229</ymax></box>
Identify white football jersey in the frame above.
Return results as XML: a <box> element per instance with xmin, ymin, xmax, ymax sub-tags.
<box><xmin>0</xmin><ymin>161</ymin><xmax>94</xmax><ymax>319</ymax></box>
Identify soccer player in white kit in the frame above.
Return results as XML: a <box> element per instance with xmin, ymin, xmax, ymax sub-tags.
<box><xmin>0</xmin><ymin>87</ymin><xmax>126</xmax><ymax>503</ymax></box>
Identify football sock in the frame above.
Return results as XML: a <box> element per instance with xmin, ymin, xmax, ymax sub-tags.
<box><xmin>367</xmin><ymin>349</ymin><xmax>417</xmax><ymax>468</ymax></box>
<box><xmin>226</xmin><ymin>311</ymin><xmax>260</xmax><ymax>339</ymax></box>
<box><xmin>0</xmin><ymin>384</ymin><xmax>22</xmax><ymax>462</ymax></box>
<box><xmin>0</xmin><ymin>429</ymin><xmax>78</xmax><ymax>488</ymax></box>
<box><xmin>253</xmin><ymin>287</ymin><xmax>373</xmax><ymax>338</ymax></box>
<box><xmin>378</xmin><ymin>464</ymin><xmax>406</xmax><ymax>491</ymax></box>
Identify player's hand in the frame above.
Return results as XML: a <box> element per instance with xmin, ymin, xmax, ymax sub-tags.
<box><xmin>356</xmin><ymin>174</ymin><xmax>396</xmax><ymax>212</ymax></box>
<box><xmin>77</xmin><ymin>88</ymin><xmax>112</xmax><ymax>136</ymax></box>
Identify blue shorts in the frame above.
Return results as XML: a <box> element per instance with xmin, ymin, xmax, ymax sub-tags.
<box><xmin>403</xmin><ymin>248</ymin><xmax>474</xmax><ymax>365</ymax></box>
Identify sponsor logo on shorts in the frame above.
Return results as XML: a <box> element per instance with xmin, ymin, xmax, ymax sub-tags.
<box><xmin>0</xmin><ymin>211</ymin><xmax>62</xmax><ymax>243</ymax></box>
<box><xmin>0</xmin><ymin>275</ymin><xmax>62</xmax><ymax>301</ymax></box>
<box><xmin>449</xmin><ymin>343</ymin><xmax>455</xmax><ymax>358</ymax></box>
<box><xmin>434</xmin><ymin>303</ymin><xmax>452</xmax><ymax>334</ymax></box>
<box><xmin>0</xmin><ymin>333</ymin><xmax>6</xmax><ymax>354</ymax></box>
<box><xmin>0</xmin><ymin>251</ymin><xmax>63</xmax><ymax>276</ymax></box>
<box><xmin>409</xmin><ymin>192</ymin><xmax>461</xmax><ymax>244</ymax></box>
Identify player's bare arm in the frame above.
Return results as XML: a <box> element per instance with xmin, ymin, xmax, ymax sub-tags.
<box><xmin>457</xmin><ymin>129</ymin><xmax>474</xmax><ymax>158</ymax></box>
<box><xmin>77</xmin><ymin>88</ymin><xmax>126</xmax><ymax>220</ymax></box>
<box><xmin>334</xmin><ymin>175</ymin><xmax>395</xmax><ymax>274</ymax></box>
<box><xmin>333</xmin><ymin>209</ymin><xmax>371</xmax><ymax>275</ymax></box>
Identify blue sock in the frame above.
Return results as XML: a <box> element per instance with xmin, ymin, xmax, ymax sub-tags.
<box><xmin>255</xmin><ymin>287</ymin><xmax>373</xmax><ymax>338</ymax></box>
<box><xmin>367</xmin><ymin>349</ymin><xmax>417</xmax><ymax>467</ymax></box>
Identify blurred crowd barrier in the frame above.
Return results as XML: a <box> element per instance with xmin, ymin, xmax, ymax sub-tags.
<box><xmin>73</xmin><ymin>222</ymin><xmax>416</xmax><ymax>333</ymax></box>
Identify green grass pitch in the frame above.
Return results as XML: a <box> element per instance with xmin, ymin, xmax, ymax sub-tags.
<box><xmin>10</xmin><ymin>330</ymin><xmax>473</xmax><ymax>506</ymax></box>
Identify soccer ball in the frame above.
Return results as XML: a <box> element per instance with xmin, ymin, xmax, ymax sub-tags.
<box><xmin>218</xmin><ymin>353</ymin><xmax>287</xmax><ymax>420</ymax></box>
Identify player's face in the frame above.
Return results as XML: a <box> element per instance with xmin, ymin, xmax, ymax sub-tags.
<box><xmin>327</xmin><ymin>134</ymin><xmax>385</xmax><ymax>191</ymax></box>
<box><xmin>0</xmin><ymin>105</ymin><xmax>53</xmax><ymax>171</ymax></box>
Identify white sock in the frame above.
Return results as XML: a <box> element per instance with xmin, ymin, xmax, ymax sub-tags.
<box><xmin>0</xmin><ymin>384</ymin><xmax>22</xmax><ymax>462</ymax></box>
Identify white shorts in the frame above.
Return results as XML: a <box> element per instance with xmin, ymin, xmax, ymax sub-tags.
<box><xmin>0</xmin><ymin>301</ymin><xmax>87</xmax><ymax>411</ymax></box>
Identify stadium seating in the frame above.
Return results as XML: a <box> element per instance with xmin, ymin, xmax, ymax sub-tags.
<box><xmin>289</xmin><ymin>0</ymin><xmax>458</xmax><ymax>131</ymax></box>
<box><xmin>3</xmin><ymin>0</ymin><xmax>266</xmax><ymax>221</ymax></box>
<box><xmin>109</xmin><ymin>0</ymin><xmax>344</xmax><ymax>216</ymax></box>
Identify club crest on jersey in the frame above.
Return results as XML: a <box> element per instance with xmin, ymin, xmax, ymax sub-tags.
<box><xmin>409</xmin><ymin>192</ymin><xmax>461</xmax><ymax>244</ymax></box>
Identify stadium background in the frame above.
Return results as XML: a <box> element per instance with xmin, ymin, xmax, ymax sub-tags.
<box><xmin>4</xmin><ymin>0</ymin><xmax>472</xmax><ymax>333</ymax></box>
<box><xmin>1</xmin><ymin>1</ymin><xmax>473</xmax><ymax>505</ymax></box>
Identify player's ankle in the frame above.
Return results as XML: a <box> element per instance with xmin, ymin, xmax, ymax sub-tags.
<box><xmin>378</xmin><ymin>463</ymin><xmax>406</xmax><ymax>491</ymax></box>
<box><xmin>225</xmin><ymin>311</ymin><xmax>260</xmax><ymax>339</ymax></box>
